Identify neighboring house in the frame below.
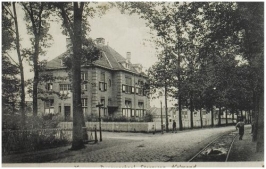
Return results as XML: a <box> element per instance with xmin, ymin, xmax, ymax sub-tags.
<box><xmin>38</xmin><ymin>38</ymin><xmax>150</xmax><ymax>121</ymax></box>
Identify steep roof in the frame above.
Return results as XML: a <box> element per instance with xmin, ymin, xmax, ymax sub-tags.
<box><xmin>45</xmin><ymin>44</ymin><xmax>145</xmax><ymax>76</ymax></box>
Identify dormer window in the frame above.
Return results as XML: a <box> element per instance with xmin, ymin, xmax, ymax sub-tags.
<box><xmin>61</xmin><ymin>59</ymin><xmax>64</xmax><ymax>66</ymax></box>
<box><xmin>125</xmin><ymin>63</ymin><xmax>129</xmax><ymax>69</ymax></box>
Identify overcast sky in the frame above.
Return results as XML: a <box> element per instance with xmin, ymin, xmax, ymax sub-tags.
<box><xmin>8</xmin><ymin>4</ymin><xmax>176</xmax><ymax>107</ymax></box>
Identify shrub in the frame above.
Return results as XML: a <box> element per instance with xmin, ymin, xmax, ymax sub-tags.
<box><xmin>87</xmin><ymin>113</ymin><xmax>98</xmax><ymax>122</ymax></box>
<box><xmin>143</xmin><ymin>112</ymin><xmax>153</xmax><ymax>122</ymax></box>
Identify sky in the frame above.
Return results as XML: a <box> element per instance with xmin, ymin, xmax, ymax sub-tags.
<box><xmin>8</xmin><ymin>4</ymin><xmax>177</xmax><ymax>107</ymax></box>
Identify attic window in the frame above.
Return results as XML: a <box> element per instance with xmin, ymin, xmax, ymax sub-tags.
<box><xmin>125</xmin><ymin>63</ymin><xmax>129</xmax><ymax>69</ymax></box>
<box><xmin>61</xmin><ymin>59</ymin><xmax>64</xmax><ymax>66</ymax></box>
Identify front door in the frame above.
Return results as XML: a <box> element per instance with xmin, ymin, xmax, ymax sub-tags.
<box><xmin>64</xmin><ymin>106</ymin><xmax>71</xmax><ymax>121</ymax></box>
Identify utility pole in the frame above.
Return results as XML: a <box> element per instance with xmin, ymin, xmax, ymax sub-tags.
<box><xmin>160</xmin><ymin>100</ymin><xmax>164</xmax><ymax>134</ymax></box>
<box><xmin>96</xmin><ymin>103</ymin><xmax>103</xmax><ymax>142</ymax></box>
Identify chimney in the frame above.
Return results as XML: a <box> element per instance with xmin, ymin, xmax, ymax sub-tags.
<box><xmin>66</xmin><ymin>38</ymin><xmax>72</xmax><ymax>50</ymax></box>
<box><xmin>95</xmin><ymin>38</ymin><xmax>105</xmax><ymax>45</ymax></box>
<box><xmin>126</xmin><ymin>52</ymin><xmax>131</xmax><ymax>62</ymax></box>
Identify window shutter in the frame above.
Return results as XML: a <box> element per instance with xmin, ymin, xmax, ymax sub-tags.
<box><xmin>131</xmin><ymin>86</ymin><xmax>135</xmax><ymax>93</ymax></box>
<box><xmin>104</xmin><ymin>83</ymin><xmax>107</xmax><ymax>91</ymax></box>
<box><xmin>122</xmin><ymin>85</ymin><xmax>126</xmax><ymax>92</ymax></box>
<box><xmin>99</xmin><ymin>82</ymin><xmax>101</xmax><ymax>90</ymax></box>
<box><xmin>85</xmin><ymin>72</ymin><xmax>88</xmax><ymax>80</ymax></box>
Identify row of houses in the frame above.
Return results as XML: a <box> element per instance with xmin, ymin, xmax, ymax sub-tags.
<box><xmin>149</xmin><ymin>107</ymin><xmax>252</xmax><ymax>129</ymax></box>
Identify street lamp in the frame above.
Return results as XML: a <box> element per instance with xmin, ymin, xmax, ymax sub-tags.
<box><xmin>96</xmin><ymin>103</ymin><xmax>104</xmax><ymax>142</ymax></box>
<box><xmin>159</xmin><ymin>91</ymin><xmax>164</xmax><ymax>134</ymax></box>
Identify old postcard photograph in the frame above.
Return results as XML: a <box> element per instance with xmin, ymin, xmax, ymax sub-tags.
<box><xmin>2</xmin><ymin>1</ymin><xmax>264</xmax><ymax>168</ymax></box>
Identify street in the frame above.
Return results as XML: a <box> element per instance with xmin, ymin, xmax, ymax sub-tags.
<box><xmin>3</xmin><ymin>126</ymin><xmax>239</xmax><ymax>163</ymax></box>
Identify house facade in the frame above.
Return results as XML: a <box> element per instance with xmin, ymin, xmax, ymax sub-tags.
<box><xmin>38</xmin><ymin>38</ymin><xmax>150</xmax><ymax>121</ymax></box>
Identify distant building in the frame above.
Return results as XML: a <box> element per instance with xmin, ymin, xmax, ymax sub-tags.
<box><xmin>38</xmin><ymin>38</ymin><xmax>150</xmax><ymax>121</ymax></box>
<box><xmin>149</xmin><ymin>107</ymin><xmax>245</xmax><ymax>129</ymax></box>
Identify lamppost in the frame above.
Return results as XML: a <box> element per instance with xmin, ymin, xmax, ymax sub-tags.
<box><xmin>96</xmin><ymin>103</ymin><xmax>103</xmax><ymax>142</ymax></box>
<box><xmin>211</xmin><ymin>87</ymin><xmax>216</xmax><ymax>127</ymax></box>
<box><xmin>159</xmin><ymin>91</ymin><xmax>164</xmax><ymax>134</ymax></box>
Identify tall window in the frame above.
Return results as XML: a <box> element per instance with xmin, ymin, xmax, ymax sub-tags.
<box><xmin>122</xmin><ymin>100</ymin><xmax>132</xmax><ymax>117</ymax></box>
<box><xmin>99</xmin><ymin>72</ymin><xmax>107</xmax><ymax>91</ymax></box>
<box><xmin>82</xmin><ymin>98</ymin><xmax>88</xmax><ymax>116</ymax></box>
<box><xmin>100</xmin><ymin>98</ymin><xmax>107</xmax><ymax>116</ymax></box>
<box><xmin>82</xmin><ymin>84</ymin><xmax>87</xmax><ymax>91</ymax></box>
<box><xmin>100</xmin><ymin>72</ymin><xmax>105</xmax><ymax>82</ymax></box>
<box><xmin>122</xmin><ymin>76</ymin><xmax>133</xmax><ymax>94</ymax></box>
<box><xmin>81</xmin><ymin>71</ymin><xmax>88</xmax><ymax>81</ymax></box>
<box><xmin>137</xmin><ymin>102</ymin><xmax>144</xmax><ymax>117</ymax></box>
<box><xmin>46</xmin><ymin>83</ymin><xmax>53</xmax><ymax>91</ymax></box>
<box><xmin>138</xmin><ymin>80</ymin><xmax>143</xmax><ymax>86</ymax></box>
<box><xmin>182</xmin><ymin>111</ymin><xmax>188</xmax><ymax>119</ymax></box>
<box><xmin>125</xmin><ymin>76</ymin><xmax>132</xmax><ymax>85</ymax></box>
<box><xmin>44</xmin><ymin>99</ymin><xmax>54</xmax><ymax>114</ymax></box>
<box><xmin>59</xmin><ymin>84</ymin><xmax>72</xmax><ymax>94</ymax></box>
<box><xmin>202</xmin><ymin>110</ymin><xmax>206</xmax><ymax>118</ymax></box>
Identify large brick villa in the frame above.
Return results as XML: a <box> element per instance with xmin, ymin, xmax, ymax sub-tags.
<box><xmin>38</xmin><ymin>38</ymin><xmax>150</xmax><ymax>121</ymax></box>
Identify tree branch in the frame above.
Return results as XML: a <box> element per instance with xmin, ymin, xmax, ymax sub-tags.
<box><xmin>22</xmin><ymin>3</ymin><xmax>38</xmax><ymax>35</ymax></box>
<box><xmin>3</xmin><ymin>5</ymin><xmax>15</xmax><ymax>19</ymax></box>
<box><xmin>56</xmin><ymin>3</ymin><xmax>74</xmax><ymax>41</ymax></box>
<box><xmin>5</xmin><ymin>53</ymin><xmax>20</xmax><ymax>67</ymax></box>
<box><xmin>37</xmin><ymin>2</ymin><xmax>44</xmax><ymax>36</ymax></box>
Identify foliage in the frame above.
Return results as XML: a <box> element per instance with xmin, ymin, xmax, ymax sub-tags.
<box><xmin>19</xmin><ymin>2</ymin><xmax>53</xmax><ymax>117</ymax></box>
<box><xmin>121</xmin><ymin>2</ymin><xmax>263</xmax><ymax>129</ymax></box>
<box><xmin>2</xmin><ymin>56</ymin><xmax>20</xmax><ymax>108</ymax></box>
<box><xmin>3</xmin><ymin>113</ymin><xmax>62</xmax><ymax>130</ymax></box>
<box><xmin>2</xmin><ymin>128</ymin><xmax>70</xmax><ymax>155</ymax></box>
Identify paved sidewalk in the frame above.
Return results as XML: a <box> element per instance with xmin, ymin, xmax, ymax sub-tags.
<box><xmin>228</xmin><ymin>125</ymin><xmax>264</xmax><ymax>162</ymax></box>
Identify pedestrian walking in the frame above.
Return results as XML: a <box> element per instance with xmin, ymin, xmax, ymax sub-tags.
<box><xmin>236</xmin><ymin>119</ymin><xmax>245</xmax><ymax>140</ymax></box>
<box><xmin>172</xmin><ymin>120</ymin><xmax>177</xmax><ymax>133</ymax></box>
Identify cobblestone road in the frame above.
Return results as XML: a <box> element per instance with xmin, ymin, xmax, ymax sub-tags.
<box><xmin>3</xmin><ymin>126</ymin><xmax>236</xmax><ymax>163</ymax></box>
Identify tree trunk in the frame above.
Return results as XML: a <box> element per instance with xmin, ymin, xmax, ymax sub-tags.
<box><xmin>245</xmin><ymin>111</ymin><xmax>247</xmax><ymax>123</ymax></box>
<box><xmin>71</xmin><ymin>2</ymin><xmax>85</xmax><ymax>150</ymax></box>
<box><xmin>190</xmin><ymin>99</ymin><xmax>193</xmax><ymax>129</ymax></box>
<box><xmin>253</xmin><ymin>91</ymin><xmax>259</xmax><ymax>142</ymax></box>
<box><xmin>165</xmin><ymin>85</ymin><xmax>168</xmax><ymax>132</ymax></box>
<box><xmin>176</xmin><ymin>34</ymin><xmax>182</xmax><ymax>131</ymax></box>
<box><xmin>232</xmin><ymin>108</ymin><xmax>235</xmax><ymax>124</ymax></box>
<box><xmin>225</xmin><ymin>108</ymin><xmax>228</xmax><ymax>126</ymax></box>
<box><xmin>218</xmin><ymin>105</ymin><xmax>221</xmax><ymax>126</ymax></box>
<box><xmin>256</xmin><ymin>93</ymin><xmax>264</xmax><ymax>152</ymax></box>
<box><xmin>200</xmin><ymin>108</ymin><xmax>203</xmax><ymax>128</ymax></box>
<box><xmin>32</xmin><ymin>37</ymin><xmax>39</xmax><ymax>117</ymax></box>
<box><xmin>178</xmin><ymin>97</ymin><xmax>182</xmax><ymax>131</ymax></box>
<box><xmin>211</xmin><ymin>106</ymin><xmax>214</xmax><ymax>127</ymax></box>
<box><xmin>12</xmin><ymin>2</ymin><xmax>25</xmax><ymax>128</ymax></box>
<box><xmin>248</xmin><ymin>110</ymin><xmax>251</xmax><ymax>123</ymax></box>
